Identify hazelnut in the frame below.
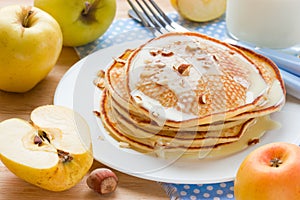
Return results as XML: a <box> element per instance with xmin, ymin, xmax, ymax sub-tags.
<box><xmin>86</xmin><ymin>168</ymin><xmax>118</xmax><ymax>195</ymax></box>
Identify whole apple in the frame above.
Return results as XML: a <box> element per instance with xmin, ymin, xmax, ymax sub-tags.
<box><xmin>234</xmin><ymin>142</ymin><xmax>300</xmax><ymax>200</ymax></box>
<box><xmin>34</xmin><ymin>0</ymin><xmax>116</xmax><ymax>47</ymax></box>
<box><xmin>0</xmin><ymin>5</ymin><xmax>63</xmax><ymax>93</ymax></box>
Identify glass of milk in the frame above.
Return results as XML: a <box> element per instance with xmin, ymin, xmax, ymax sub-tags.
<box><xmin>226</xmin><ymin>0</ymin><xmax>300</xmax><ymax>49</ymax></box>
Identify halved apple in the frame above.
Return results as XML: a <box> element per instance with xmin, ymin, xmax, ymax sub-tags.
<box><xmin>0</xmin><ymin>105</ymin><xmax>93</xmax><ymax>191</ymax></box>
<box><xmin>173</xmin><ymin>0</ymin><xmax>226</xmax><ymax>22</ymax></box>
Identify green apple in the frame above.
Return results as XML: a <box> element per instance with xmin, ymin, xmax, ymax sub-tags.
<box><xmin>0</xmin><ymin>5</ymin><xmax>63</xmax><ymax>93</ymax></box>
<box><xmin>34</xmin><ymin>0</ymin><xmax>116</xmax><ymax>47</ymax></box>
<box><xmin>0</xmin><ymin>105</ymin><xmax>93</xmax><ymax>191</ymax></box>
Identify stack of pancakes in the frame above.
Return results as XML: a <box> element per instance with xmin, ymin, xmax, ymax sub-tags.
<box><xmin>97</xmin><ymin>32</ymin><xmax>286</xmax><ymax>159</ymax></box>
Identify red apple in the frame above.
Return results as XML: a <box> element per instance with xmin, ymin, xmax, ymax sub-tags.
<box><xmin>234</xmin><ymin>142</ymin><xmax>300</xmax><ymax>200</ymax></box>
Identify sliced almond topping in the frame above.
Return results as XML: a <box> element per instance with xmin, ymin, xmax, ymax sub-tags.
<box><xmin>185</xmin><ymin>43</ymin><xmax>199</xmax><ymax>52</ymax></box>
<box><xmin>228</xmin><ymin>50</ymin><xmax>236</xmax><ymax>55</ymax></box>
<box><xmin>154</xmin><ymin>62</ymin><xmax>166</xmax><ymax>68</ymax></box>
<box><xmin>177</xmin><ymin>63</ymin><xmax>191</xmax><ymax>76</ymax></box>
<box><xmin>113</xmin><ymin>57</ymin><xmax>127</xmax><ymax>64</ymax></box>
<box><xmin>212</xmin><ymin>55</ymin><xmax>219</xmax><ymax>62</ymax></box>
<box><xmin>134</xmin><ymin>95</ymin><xmax>143</xmax><ymax>105</ymax></box>
<box><xmin>161</xmin><ymin>49</ymin><xmax>174</xmax><ymax>57</ymax></box>
<box><xmin>248</xmin><ymin>138</ymin><xmax>260</xmax><ymax>145</ymax></box>
<box><xmin>93</xmin><ymin>110</ymin><xmax>101</xmax><ymax>117</ymax></box>
<box><xmin>93</xmin><ymin>77</ymin><xmax>105</xmax><ymax>89</ymax></box>
<box><xmin>151</xmin><ymin>111</ymin><xmax>159</xmax><ymax>118</ymax></box>
<box><xmin>156</xmin><ymin>79</ymin><xmax>168</xmax><ymax>86</ymax></box>
<box><xmin>144</xmin><ymin>59</ymin><xmax>153</xmax><ymax>64</ymax></box>
<box><xmin>97</xmin><ymin>69</ymin><xmax>105</xmax><ymax>78</ymax></box>
<box><xmin>199</xmin><ymin>93</ymin><xmax>208</xmax><ymax>104</ymax></box>
<box><xmin>140</xmin><ymin>70</ymin><xmax>157</xmax><ymax>78</ymax></box>
<box><xmin>196</xmin><ymin>55</ymin><xmax>207</xmax><ymax>61</ymax></box>
<box><xmin>149</xmin><ymin>49</ymin><xmax>161</xmax><ymax>56</ymax></box>
<box><xmin>119</xmin><ymin>142</ymin><xmax>130</xmax><ymax>148</ymax></box>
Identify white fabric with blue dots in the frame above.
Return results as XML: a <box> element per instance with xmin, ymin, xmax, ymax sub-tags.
<box><xmin>75</xmin><ymin>13</ymin><xmax>227</xmax><ymax>58</ymax></box>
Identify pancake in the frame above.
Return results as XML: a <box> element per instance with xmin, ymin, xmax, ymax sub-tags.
<box><xmin>126</xmin><ymin>32</ymin><xmax>270</xmax><ymax>127</ymax></box>
<box><xmin>105</xmin><ymin>49</ymin><xmax>249</xmax><ymax>132</ymax></box>
<box><xmin>95</xmin><ymin>32</ymin><xmax>285</xmax><ymax>159</ymax></box>
<box><xmin>229</xmin><ymin>45</ymin><xmax>285</xmax><ymax>120</ymax></box>
<box><xmin>99</xmin><ymin>89</ymin><xmax>277</xmax><ymax>159</ymax></box>
<box><xmin>110</xmin><ymin>93</ymin><xmax>249</xmax><ymax>132</ymax></box>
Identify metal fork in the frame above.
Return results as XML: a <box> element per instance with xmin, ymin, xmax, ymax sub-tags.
<box><xmin>127</xmin><ymin>0</ymin><xmax>188</xmax><ymax>37</ymax></box>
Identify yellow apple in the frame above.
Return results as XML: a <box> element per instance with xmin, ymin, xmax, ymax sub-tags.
<box><xmin>234</xmin><ymin>142</ymin><xmax>300</xmax><ymax>200</ymax></box>
<box><xmin>0</xmin><ymin>5</ymin><xmax>63</xmax><ymax>93</ymax></box>
<box><xmin>34</xmin><ymin>0</ymin><xmax>116</xmax><ymax>47</ymax></box>
<box><xmin>171</xmin><ymin>0</ymin><xmax>226</xmax><ymax>22</ymax></box>
<box><xmin>0</xmin><ymin>105</ymin><xmax>93</xmax><ymax>191</ymax></box>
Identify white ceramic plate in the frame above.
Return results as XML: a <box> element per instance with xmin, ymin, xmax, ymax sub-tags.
<box><xmin>54</xmin><ymin>41</ymin><xmax>300</xmax><ymax>184</ymax></box>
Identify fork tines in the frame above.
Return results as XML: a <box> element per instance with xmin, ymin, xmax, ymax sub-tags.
<box><xmin>127</xmin><ymin>0</ymin><xmax>185</xmax><ymax>35</ymax></box>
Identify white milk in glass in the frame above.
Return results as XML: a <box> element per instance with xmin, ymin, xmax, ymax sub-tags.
<box><xmin>226</xmin><ymin>0</ymin><xmax>300</xmax><ymax>49</ymax></box>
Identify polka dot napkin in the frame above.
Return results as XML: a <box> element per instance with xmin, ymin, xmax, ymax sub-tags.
<box><xmin>75</xmin><ymin>13</ymin><xmax>227</xmax><ymax>58</ymax></box>
<box><xmin>159</xmin><ymin>182</ymin><xmax>235</xmax><ymax>200</ymax></box>
<box><xmin>75</xmin><ymin>13</ymin><xmax>236</xmax><ymax>200</ymax></box>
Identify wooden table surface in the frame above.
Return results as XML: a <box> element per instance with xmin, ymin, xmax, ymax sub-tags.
<box><xmin>0</xmin><ymin>1</ymin><xmax>175</xmax><ymax>199</ymax></box>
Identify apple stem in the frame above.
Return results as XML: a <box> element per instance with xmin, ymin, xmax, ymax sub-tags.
<box><xmin>22</xmin><ymin>10</ymin><xmax>33</xmax><ymax>28</ymax></box>
<box><xmin>82</xmin><ymin>2</ymin><xmax>91</xmax><ymax>16</ymax></box>
<box><xmin>270</xmin><ymin>158</ymin><xmax>283</xmax><ymax>167</ymax></box>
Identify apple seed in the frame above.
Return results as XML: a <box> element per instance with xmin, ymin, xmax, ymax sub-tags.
<box><xmin>57</xmin><ymin>149</ymin><xmax>73</xmax><ymax>163</ymax></box>
<box><xmin>38</xmin><ymin>130</ymin><xmax>51</xmax><ymax>143</ymax></box>
<box><xmin>33</xmin><ymin>135</ymin><xmax>43</xmax><ymax>146</ymax></box>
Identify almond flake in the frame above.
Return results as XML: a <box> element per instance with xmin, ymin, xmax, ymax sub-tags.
<box><xmin>185</xmin><ymin>43</ymin><xmax>199</xmax><ymax>52</ymax></box>
<box><xmin>113</xmin><ymin>57</ymin><xmax>126</xmax><ymax>64</ymax></box>
<box><xmin>93</xmin><ymin>77</ymin><xmax>105</xmax><ymax>89</ymax></box>
<box><xmin>119</xmin><ymin>142</ymin><xmax>130</xmax><ymax>148</ymax></box>
<box><xmin>161</xmin><ymin>49</ymin><xmax>174</xmax><ymax>57</ymax></box>
<box><xmin>248</xmin><ymin>138</ymin><xmax>260</xmax><ymax>145</ymax></box>
<box><xmin>177</xmin><ymin>63</ymin><xmax>191</xmax><ymax>76</ymax></box>
<box><xmin>156</xmin><ymin>79</ymin><xmax>168</xmax><ymax>86</ymax></box>
<box><xmin>199</xmin><ymin>93</ymin><xmax>208</xmax><ymax>104</ymax></box>
<box><xmin>212</xmin><ymin>55</ymin><xmax>219</xmax><ymax>62</ymax></box>
<box><xmin>154</xmin><ymin>62</ymin><xmax>166</xmax><ymax>68</ymax></box>
<box><xmin>134</xmin><ymin>95</ymin><xmax>143</xmax><ymax>105</ymax></box>
<box><xmin>151</xmin><ymin>111</ymin><xmax>159</xmax><ymax>118</ymax></box>
<box><xmin>149</xmin><ymin>49</ymin><xmax>161</xmax><ymax>56</ymax></box>
<box><xmin>140</xmin><ymin>71</ymin><xmax>156</xmax><ymax>78</ymax></box>
<box><xmin>97</xmin><ymin>70</ymin><xmax>105</xmax><ymax>78</ymax></box>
